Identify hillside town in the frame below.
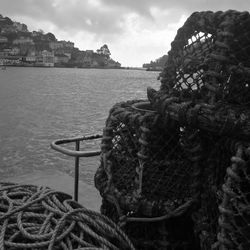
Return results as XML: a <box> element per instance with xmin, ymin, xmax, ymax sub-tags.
<box><xmin>0</xmin><ymin>14</ymin><xmax>121</xmax><ymax>68</ymax></box>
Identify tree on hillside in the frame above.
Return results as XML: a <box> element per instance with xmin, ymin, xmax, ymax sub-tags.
<box><xmin>96</xmin><ymin>44</ymin><xmax>111</xmax><ymax>58</ymax></box>
<box><xmin>143</xmin><ymin>55</ymin><xmax>168</xmax><ymax>69</ymax></box>
<box><xmin>17</xmin><ymin>31</ymin><xmax>32</xmax><ymax>38</ymax></box>
<box><xmin>0</xmin><ymin>16</ymin><xmax>13</xmax><ymax>25</ymax></box>
<box><xmin>38</xmin><ymin>29</ymin><xmax>44</xmax><ymax>35</ymax></box>
<box><xmin>44</xmin><ymin>32</ymin><xmax>56</xmax><ymax>41</ymax></box>
<box><xmin>34</xmin><ymin>41</ymin><xmax>50</xmax><ymax>51</ymax></box>
<box><xmin>4</xmin><ymin>32</ymin><xmax>18</xmax><ymax>42</ymax></box>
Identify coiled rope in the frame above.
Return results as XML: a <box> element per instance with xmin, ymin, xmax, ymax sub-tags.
<box><xmin>0</xmin><ymin>182</ymin><xmax>135</xmax><ymax>250</ymax></box>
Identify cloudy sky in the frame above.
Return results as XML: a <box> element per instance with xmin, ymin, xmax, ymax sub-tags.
<box><xmin>1</xmin><ymin>0</ymin><xmax>249</xmax><ymax>67</ymax></box>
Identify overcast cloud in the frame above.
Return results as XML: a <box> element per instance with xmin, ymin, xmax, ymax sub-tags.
<box><xmin>1</xmin><ymin>0</ymin><xmax>249</xmax><ymax>66</ymax></box>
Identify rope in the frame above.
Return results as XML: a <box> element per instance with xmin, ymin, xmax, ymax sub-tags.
<box><xmin>120</xmin><ymin>199</ymin><xmax>194</xmax><ymax>223</ymax></box>
<box><xmin>0</xmin><ymin>183</ymin><xmax>135</xmax><ymax>250</ymax></box>
<box><xmin>218</xmin><ymin>145</ymin><xmax>250</xmax><ymax>249</ymax></box>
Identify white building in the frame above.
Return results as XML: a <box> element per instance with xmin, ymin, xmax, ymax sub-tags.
<box><xmin>9</xmin><ymin>47</ymin><xmax>20</xmax><ymax>55</ymax></box>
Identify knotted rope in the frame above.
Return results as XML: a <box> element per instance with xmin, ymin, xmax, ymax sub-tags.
<box><xmin>0</xmin><ymin>183</ymin><xmax>135</xmax><ymax>250</ymax></box>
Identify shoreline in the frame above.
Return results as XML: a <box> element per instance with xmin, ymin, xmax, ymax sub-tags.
<box><xmin>1</xmin><ymin>64</ymin><xmax>148</xmax><ymax>71</ymax></box>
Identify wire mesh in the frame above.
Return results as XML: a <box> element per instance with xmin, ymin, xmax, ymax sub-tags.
<box><xmin>95</xmin><ymin>10</ymin><xmax>250</xmax><ymax>250</ymax></box>
<box><xmin>94</xmin><ymin>100</ymin><xmax>202</xmax><ymax>249</ymax></box>
<box><xmin>95</xmin><ymin>100</ymin><xmax>199</xmax><ymax>215</ymax></box>
<box><xmin>159</xmin><ymin>10</ymin><xmax>250</xmax><ymax>105</ymax></box>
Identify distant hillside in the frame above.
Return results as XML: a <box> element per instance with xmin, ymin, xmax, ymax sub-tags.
<box><xmin>142</xmin><ymin>54</ymin><xmax>168</xmax><ymax>71</ymax></box>
<box><xmin>0</xmin><ymin>14</ymin><xmax>121</xmax><ymax>68</ymax></box>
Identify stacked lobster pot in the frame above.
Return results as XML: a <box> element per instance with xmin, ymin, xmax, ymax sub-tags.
<box><xmin>95</xmin><ymin>10</ymin><xmax>250</xmax><ymax>250</ymax></box>
<box><xmin>95</xmin><ymin>99</ymin><xmax>200</xmax><ymax>249</ymax></box>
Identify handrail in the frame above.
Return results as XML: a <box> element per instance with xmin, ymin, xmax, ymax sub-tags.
<box><xmin>50</xmin><ymin>134</ymin><xmax>102</xmax><ymax>202</ymax></box>
<box><xmin>51</xmin><ymin>134</ymin><xmax>102</xmax><ymax>157</ymax></box>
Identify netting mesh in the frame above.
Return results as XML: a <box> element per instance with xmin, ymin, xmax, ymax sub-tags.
<box><xmin>218</xmin><ymin>144</ymin><xmax>250</xmax><ymax>249</ymax></box>
<box><xmin>111</xmin><ymin>121</ymin><xmax>139</xmax><ymax>195</ymax></box>
<box><xmin>99</xmin><ymin>193</ymin><xmax>198</xmax><ymax>250</ymax></box>
<box><xmin>159</xmin><ymin>10</ymin><xmax>250</xmax><ymax>105</ymax></box>
<box><xmin>95</xmin><ymin>100</ymin><xmax>199</xmax><ymax>216</ymax></box>
<box><xmin>110</xmin><ymin>118</ymin><xmax>193</xmax><ymax>204</ymax></box>
<box><xmin>94</xmin><ymin>100</ymin><xmax>203</xmax><ymax>249</ymax></box>
<box><xmin>95</xmin><ymin>10</ymin><xmax>250</xmax><ymax>250</ymax></box>
<box><xmin>191</xmin><ymin>135</ymin><xmax>233</xmax><ymax>249</ymax></box>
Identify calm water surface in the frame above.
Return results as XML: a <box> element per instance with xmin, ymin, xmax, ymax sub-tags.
<box><xmin>0</xmin><ymin>67</ymin><xmax>160</xmax><ymax>185</ymax></box>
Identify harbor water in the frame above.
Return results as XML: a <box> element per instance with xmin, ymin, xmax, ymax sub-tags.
<box><xmin>0</xmin><ymin>67</ymin><xmax>160</xmax><ymax>187</ymax></box>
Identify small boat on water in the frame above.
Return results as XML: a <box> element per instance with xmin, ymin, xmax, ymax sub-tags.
<box><xmin>1</xmin><ymin>66</ymin><xmax>6</xmax><ymax>70</ymax></box>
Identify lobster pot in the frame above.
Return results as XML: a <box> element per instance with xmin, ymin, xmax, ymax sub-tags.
<box><xmin>158</xmin><ymin>10</ymin><xmax>250</xmax><ymax>106</ymax></box>
<box><xmin>219</xmin><ymin>144</ymin><xmax>250</xmax><ymax>250</ymax></box>
<box><xmin>95</xmin><ymin>100</ymin><xmax>201</xmax><ymax>249</ymax></box>
<box><xmin>146</xmin><ymin>92</ymin><xmax>250</xmax><ymax>249</ymax></box>
<box><xmin>190</xmin><ymin>135</ymin><xmax>232</xmax><ymax>250</ymax></box>
<box><xmin>191</xmin><ymin>137</ymin><xmax>250</xmax><ymax>250</ymax></box>
<box><xmin>146</xmin><ymin>10</ymin><xmax>250</xmax><ymax>250</ymax></box>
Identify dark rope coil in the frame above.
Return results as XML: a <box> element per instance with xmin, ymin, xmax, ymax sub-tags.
<box><xmin>0</xmin><ymin>183</ymin><xmax>135</xmax><ymax>250</ymax></box>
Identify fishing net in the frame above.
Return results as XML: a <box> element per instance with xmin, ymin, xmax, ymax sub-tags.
<box><xmin>147</xmin><ymin>10</ymin><xmax>250</xmax><ymax>250</ymax></box>
<box><xmin>93</xmin><ymin>9</ymin><xmax>250</xmax><ymax>250</ymax></box>
<box><xmin>94</xmin><ymin>100</ymin><xmax>202</xmax><ymax>249</ymax></box>
<box><xmin>158</xmin><ymin>10</ymin><xmax>250</xmax><ymax>106</ymax></box>
<box><xmin>192</xmin><ymin>139</ymin><xmax>250</xmax><ymax>250</ymax></box>
<box><xmin>0</xmin><ymin>182</ymin><xmax>135</xmax><ymax>250</ymax></box>
<box><xmin>218</xmin><ymin>143</ymin><xmax>250</xmax><ymax>249</ymax></box>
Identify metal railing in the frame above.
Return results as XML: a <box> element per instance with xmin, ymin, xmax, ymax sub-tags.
<box><xmin>50</xmin><ymin>134</ymin><xmax>102</xmax><ymax>201</ymax></box>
